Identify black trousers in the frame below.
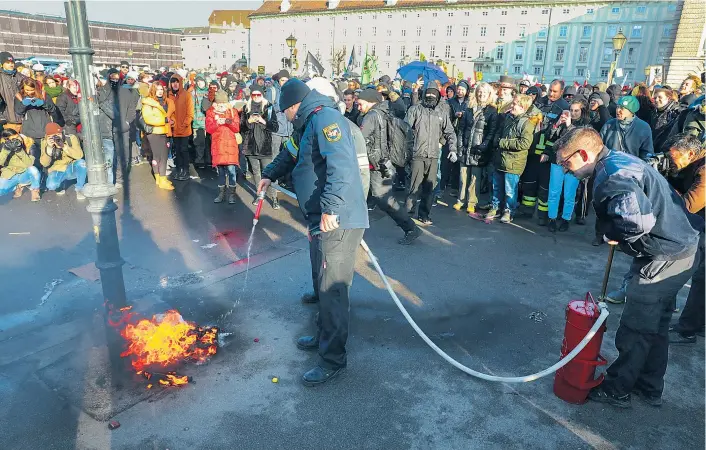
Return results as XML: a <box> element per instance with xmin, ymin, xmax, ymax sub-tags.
<box><xmin>405</xmin><ymin>158</ymin><xmax>438</xmax><ymax>219</ymax></box>
<box><xmin>308</xmin><ymin>228</ymin><xmax>364</xmax><ymax>370</ymax></box>
<box><xmin>604</xmin><ymin>253</ymin><xmax>696</xmax><ymax>397</ymax></box>
<box><xmin>172</xmin><ymin>136</ymin><xmax>190</xmax><ymax>171</ymax></box>
<box><xmin>439</xmin><ymin>144</ymin><xmax>458</xmax><ymax>192</ymax></box>
<box><xmin>678</xmin><ymin>233</ymin><xmax>705</xmax><ymax>334</ymax></box>
<box><xmin>519</xmin><ymin>153</ymin><xmax>551</xmax><ymax>217</ymax></box>
<box><xmin>112</xmin><ymin>129</ymin><xmax>130</xmax><ymax>185</ymax></box>
<box><xmin>193</xmin><ymin>129</ymin><xmax>207</xmax><ymax>165</ymax></box>
<box><xmin>370</xmin><ymin>170</ymin><xmax>416</xmax><ymax>233</ymax></box>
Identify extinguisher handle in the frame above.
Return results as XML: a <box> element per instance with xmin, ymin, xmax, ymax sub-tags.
<box><xmin>585</xmin><ymin>292</ymin><xmax>598</xmax><ymax>309</ymax></box>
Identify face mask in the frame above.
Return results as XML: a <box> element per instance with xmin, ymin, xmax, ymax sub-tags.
<box><xmin>109</xmin><ymin>79</ymin><xmax>119</xmax><ymax>89</ymax></box>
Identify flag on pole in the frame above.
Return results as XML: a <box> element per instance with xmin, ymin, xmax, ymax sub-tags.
<box><xmin>361</xmin><ymin>46</ymin><xmax>378</xmax><ymax>85</ymax></box>
<box><xmin>302</xmin><ymin>51</ymin><xmax>325</xmax><ymax>77</ymax></box>
<box><xmin>347</xmin><ymin>45</ymin><xmax>358</xmax><ymax>74</ymax></box>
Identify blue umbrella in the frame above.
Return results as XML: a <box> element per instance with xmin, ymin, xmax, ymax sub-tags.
<box><xmin>397</xmin><ymin>61</ymin><xmax>449</xmax><ymax>85</ymax></box>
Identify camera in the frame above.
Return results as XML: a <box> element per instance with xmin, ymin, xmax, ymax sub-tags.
<box><xmin>50</xmin><ymin>134</ymin><xmax>65</xmax><ymax>148</ymax></box>
<box><xmin>249</xmin><ymin>101</ymin><xmax>264</xmax><ymax>116</ymax></box>
<box><xmin>2</xmin><ymin>138</ymin><xmax>23</xmax><ymax>153</ymax></box>
<box><xmin>645</xmin><ymin>153</ymin><xmax>671</xmax><ymax>175</ymax></box>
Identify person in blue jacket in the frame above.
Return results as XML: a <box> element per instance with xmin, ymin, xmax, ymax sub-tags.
<box><xmin>258</xmin><ymin>78</ymin><xmax>369</xmax><ymax>387</ymax></box>
<box><xmin>599</xmin><ymin>95</ymin><xmax>654</xmax><ymax>160</ymax></box>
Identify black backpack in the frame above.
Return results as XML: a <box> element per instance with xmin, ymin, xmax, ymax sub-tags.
<box><xmin>383</xmin><ymin>111</ymin><xmax>413</xmax><ymax>167</ymax></box>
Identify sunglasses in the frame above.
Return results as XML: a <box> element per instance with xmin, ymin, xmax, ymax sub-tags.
<box><xmin>120</xmin><ymin>65</ymin><xmax>129</xmax><ymax>69</ymax></box>
<box><xmin>251</xmin><ymin>92</ymin><xmax>262</xmax><ymax>97</ymax></box>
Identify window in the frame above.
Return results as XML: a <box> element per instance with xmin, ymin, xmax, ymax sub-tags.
<box><xmin>582</xmin><ymin>26</ymin><xmax>592</xmax><ymax>39</ymax></box>
<box><xmin>478</xmin><ymin>46</ymin><xmax>485</xmax><ymax>58</ymax></box>
<box><xmin>432</xmin><ymin>12</ymin><xmax>437</xmax><ymax>17</ymax></box>
<box><xmin>465</xmin><ymin>12</ymin><xmax>470</xmax><ymax>17</ymax></box>
<box><xmin>415</xmin><ymin>45</ymin><xmax>420</xmax><ymax>57</ymax></box>
<box><xmin>600</xmin><ymin>68</ymin><xmax>610</xmax><ymax>78</ymax></box>
<box><xmin>541</xmin><ymin>9</ymin><xmax>549</xmax><ymax>14</ymax></box>
<box><xmin>372</xmin><ymin>27</ymin><xmax>377</xmax><ymax>36</ymax></box>
<box><xmin>372</xmin><ymin>15</ymin><xmax>377</xmax><ymax>19</ymax></box>
<box><xmin>402</xmin><ymin>29</ymin><xmax>406</xmax><ymax>37</ymax></box>
<box><xmin>482</xmin><ymin>11</ymin><xmax>488</xmax><ymax>16</ymax></box>
<box><xmin>417</xmin><ymin>26</ymin><xmax>422</xmax><ymax>37</ymax></box>
<box><xmin>576</xmin><ymin>68</ymin><xmax>585</xmax><ymax>77</ymax></box>
<box><xmin>535</xmin><ymin>46</ymin><xmax>544</xmax><ymax>61</ymax></box>
<box><xmin>518</xmin><ymin>26</ymin><xmax>526</xmax><ymax>38</ymax></box>
<box><xmin>513</xmin><ymin>65</ymin><xmax>521</xmax><ymax>74</ymax></box>
<box><xmin>357</xmin><ymin>27</ymin><xmax>362</xmax><ymax>37</ymax></box>
<box><xmin>668</xmin><ymin>3</ymin><xmax>677</xmax><ymax>12</ymax></box>
<box><xmin>586</xmin><ymin>8</ymin><xmax>594</xmax><ymax>14</ymax></box>
<box><xmin>385</xmin><ymin>45</ymin><xmax>391</xmax><ymax>56</ymax></box>
<box><xmin>445</xmin><ymin>45</ymin><xmax>451</xmax><ymax>59</ymax></box>
<box><xmin>387</xmin><ymin>29</ymin><xmax>392</xmax><ymax>37</ymax></box>
<box><xmin>329</xmin><ymin>30</ymin><xmax>333</xmax><ymax>38</ymax></box>
<box><xmin>480</xmin><ymin>27</ymin><xmax>486</xmax><ymax>37</ymax></box>
<box><xmin>371</xmin><ymin>45</ymin><xmax>376</xmax><ymax>56</ymax></box>
<box><xmin>462</xmin><ymin>26</ymin><xmax>469</xmax><ymax>37</ymax></box>
<box><xmin>611</xmin><ymin>7</ymin><xmax>620</xmax><ymax>14</ymax></box>
<box><xmin>460</xmin><ymin>46</ymin><xmax>467</xmax><ymax>58</ymax></box>
<box><xmin>500</xmin><ymin>26</ymin><xmax>506</xmax><ymax>37</ymax></box>
<box><xmin>563</xmin><ymin>8</ymin><xmax>570</xmax><ymax>14</ymax></box>
<box><xmin>637</xmin><ymin>6</ymin><xmax>646</xmax><ymax>14</ymax></box>
<box><xmin>538</xmin><ymin>29</ymin><xmax>547</xmax><ymax>38</ymax></box>
<box><xmin>631</xmin><ymin>25</ymin><xmax>642</xmax><ymax>38</ymax></box>
<box><xmin>501</xmin><ymin>10</ymin><xmax>507</xmax><ymax>16</ymax></box>
<box><xmin>403</xmin><ymin>14</ymin><xmax>407</xmax><ymax>18</ymax></box>
<box><xmin>521</xmin><ymin>10</ymin><xmax>527</xmax><ymax>15</ymax></box>
<box><xmin>400</xmin><ymin>45</ymin><xmax>405</xmax><ymax>57</ymax></box>
<box><xmin>626</xmin><ymin>47</ymin><xmax>635</xmax><ymax>64</ymax></box>
<box><xmin>603</xmin><ymin>47</ymin><xmax>613</xmax><ymax>62</ymax></box>
<box><xmin>554</xmin><ymin>67</ymin><xmax>562</xmax><ymax>76</ymax></box>
<box><xmin>494</xmin><ymin>65</ymin><xmax>502</xmax><ymax>73</ymax></box>
<box><xmin>432</xmin><ymin>29</ymin><xmax>437</xmax><ymax>37</ymax></box>
<box><xmin>607</xmin><ymin>25</ymin><xmax>617</xmax><ymax>37</ymax></box>
<box><xmin>496</xmin><ymin>46</ymin><xmax>504</xmax><ymax>60</ymax></box>
<box><xmin>430</xmin><ymin>45</ymin><xmax>436</xmax><ymax>57</ymax></box>
<box><xmin>515</xmin><ymin>46</ymin><xmax>524</xmax><ymax>61</ymax></box>
<box><xmin>343</xmin><ymin>29</ymin><xmax>347</xmax><ymax>37</ymax></box>
<box><xmin>448</xmin><ymin>12</ymin><xmax>453</xmax><ymax>17</ymax></box>
<box><xmin>446</xmin><ymin>25</ymin><xmax>452</xmax><ymax>37</ymax></box>
<box><xmin>662</xmin><ymin>24</ymin><xmax>671</xmax><ymax>38</ymax></box>
<box><xmin>534</xmin><ymin>67</ymin><xmax>542</xmax><ymax>75</ymax></box>
<box><xmin>578</xmin><ymin>47</ymin><xmax>588</xmax><ymax>63</ymax></box>
<box><xmin>222</xmin><ymin>51</ymin><xmax>226</xmax><ymax>58</ymax></box>
<box><xmin>559</xmin><ymin>26</ymin><xmax>568</xmax><ymax>38</ymax></box>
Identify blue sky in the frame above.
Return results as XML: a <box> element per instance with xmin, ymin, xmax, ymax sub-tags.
<box><xmin>2</xmin><ymin>0</ymin><xmax>262</xmax><ymax>28</ymax></box>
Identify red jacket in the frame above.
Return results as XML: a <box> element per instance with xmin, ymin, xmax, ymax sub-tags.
<box><xmin>205</xmin><ymin>107</ymin><xmax>240</xmax><ymax>166</ymax></box>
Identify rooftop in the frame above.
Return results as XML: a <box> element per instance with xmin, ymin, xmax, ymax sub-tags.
<box><xmin>182</xmin><ymin>27</ymin><xmax>211</xmax><ymax>35</ymax></box>
<box><xmin>0</xmin><ymin>9</ymin><xmax>181</xmax><ymax>33</ymax></box>
<box><xmin>208</xmin><ymin>10</ymin><xmax>252</xmax><ymax>28</ymax></box>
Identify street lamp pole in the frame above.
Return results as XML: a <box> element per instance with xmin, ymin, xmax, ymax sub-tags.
<box><xmin>286</xmin><ymin>34</ymin><xmax>297</xmax><ymax>72</ymax></box>
<box><xmin>64</xmin><ymin>0</ymin><xmax>127</xmax><ymax>309</ymax></box>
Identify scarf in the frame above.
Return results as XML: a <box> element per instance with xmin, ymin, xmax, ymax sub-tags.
<box><xmin>45</xmin><ymin>86</ymin><xmax>63</xmax><ymax>99</ymax></box>
<box><xmin>618</xmin><ymin>115</ymin><xmax>634</xmax><ymax>131</ymax></box>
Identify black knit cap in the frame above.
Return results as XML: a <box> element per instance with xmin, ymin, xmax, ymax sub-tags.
<box><xmin>0</xmin><ymin>51</ymin><xmax>14</xmax><ymax>64</ymax></box>
<box><xmin>276</xmin><ymin>69</ymin><xmax>290</xmax><ymax>79</ymax></box>
<box><xmin>250</xmin><ymin>84</ymin><xmax>263</xmax><ymax>94</ymax></box>
<box><xmin>357</xmin><ymin>88</ymin><xmax>383</xmax><ymax>104</ymax></box>
<box><xmin>279</xmin><ymin>78</ymin><xmax>311</xmax><ymax>111</ymax></box>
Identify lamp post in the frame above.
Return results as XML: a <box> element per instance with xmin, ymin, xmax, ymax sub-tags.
<box><xmin>127</xmin><ymin>49</ymin><xmax>133</xmax><ymax>58</ymax></box>
<box><xmin>286</xmin><ymin>34</ymin><xmax>297</xmax><ymax>71</ymax></box>
<box><xmin>153</xmin><ymin>41</ymin><xmax>160</xmax><ymax>70</ymax></box>
<box><xmin>63</xmin><ymin>0</ymin><xmax>126</xmax><ymax>310</ymax></box>
<box><xmin>644</xmin><ymin>66</ymin><xmax>651</xmax><ymax>83</ymax></box>
<box><xmin>608</xmin><ymin>30</ymin><xmax>627</xmax><ymax>85</ymax></box>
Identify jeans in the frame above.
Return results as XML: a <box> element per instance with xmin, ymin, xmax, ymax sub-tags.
<box><xmin>45</xmin><ymin>160</ymin><xmax>87</xmax><ymax>192</ymax></box>
<box><xmin>370</xmin><ymin>170</ymin><xmax>416</xmax><ymax>233</ymax></box>
<box><xmin>217</xmin><ymin>165</ymin><xmax>237</xmax><ymax>186</ymax></box>
<box><xmin>405</xmin><ymin>158</ymin><xmax>437</xmax><ymax>219</ymax></box>
<box><xmin>458</xmin><ymin>165</ymin><xmax>484</xmax><ymax>207</ymax></box>
<box><xmin>101</xmin><ymin>138</ymin><xmax>115</xmax><ymax>184</ymax></box>
<box><xmin>547</xmin><ymin>163</ymin><xmax>579</xmax><ymax>221</ymax></box>
<box><xmin>491</xmin><ymin>170</ymin><xmax>521</xmax><ymax>213</ymax></box>
<box><xmin>0</xmin><ymin>167</ymin><xmax>41</xmax><ymax>195</ymax></box>
<box><xmin>309</xmin><ymin>227</ymin><xmax>365</xmax><ymax>370</ymax></box>
<box><xmin>247</xmin><ymin>155</ymin><xmax>276</xmax><ymax>200</ymax></box>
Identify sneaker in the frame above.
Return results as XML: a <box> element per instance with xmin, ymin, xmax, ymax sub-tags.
<box><xmin>131</xmin><ymin>156</ymin><xmax>141</xmax><ymax>166</ymax></box>
<box><xmin>76</xmin><ymin>190</ymin><xmax>86</xmax><ymax>201</ymax></box>
<box><xmin>417</xmin><ymin>217</ymin><xmax>433</xmax><ymax>226</ymax></box>
<box><xmin>484</xmin><ymin>209</ymin><xmax>499</xmax><ymax>220</ymax></box>
<box><xmin>669</xmin><ymin>330</ymin><xmax>697</xmax><ymax>344</ymax></box>
<box><xmin>431</xmin><ymin>196</ymin><xmax>439</xmax><ymax>207</ymax></box>
<box><xmin>453</xmin><ymin>201</ymin><xmax>464</xmax><ymax>211</ymax></box>
<box><xmin>588</xmin><ymin>386</ymin><xmax>631</xmax><ymax>408</ymax></box>
<box><xmin>55</xmin><ymin>189</ymin><xmax>66</xmax><ymax>196</ymax></box>
<box><xmin>398</xmin><ymin>227</ymin><xmax>422</xmax><ymax>245</ymax></box>
<box><xmin>466</xmin><ymin>205</ymin><xmax>476</xmax><ymax>214</ymax></box>
<box><xmin>605</xmin><ymin>287</ymin><xmax>627</xmax><ymax>304</ymax></box>
<box><xmin>272</xmin><ymin>199</ymin><xmax>281</xmax><ymax>210</ymax></box>
<box><xmin>499</xmin><ymin>210</ymin><xmax>512</xmax><ymax>223</ymax></box>
<box><xmin>631</xmin><ymin>387</ymin><xmax>663</xmax><ymax>407</ymax></box>
<box><xmin>558</xmin><ymin>219</ymin><xmax>570</xmax><ymax>232</ymax></box>
<box><xmin>548</xmin><ymin>219</ymin><xmax>557</xmax><ymax>232</ymax></box>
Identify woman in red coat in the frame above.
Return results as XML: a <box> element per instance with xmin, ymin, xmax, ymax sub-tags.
<box><xmin>205</xmin><ymin>91</ymin><xmax>240</xmax><ymax>204</ymax></box>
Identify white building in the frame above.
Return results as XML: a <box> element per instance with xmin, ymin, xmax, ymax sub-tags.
<box><xmin>180</xmin><ymin>10</ymin><xmax>251</xmax><ymax>72</ymax></box>
<box><xmin>249</xmin><ymin>0</ymin><xmax>683</xmax><ymax>85</ymax></box>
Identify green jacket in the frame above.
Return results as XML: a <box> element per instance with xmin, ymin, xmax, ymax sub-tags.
<box><xmin>0</xmin><ymin>136</ymin><xmax>35</xmax><ymax>179</ymax></box>
<box><xmin>191</xmin><ymin>74</ymin><xmax>208</xmax><ymax>130</ymax></box>
<box><xmin>495</xmin><ymin>106</ymin><xmax>542</xmax><ymax>175</ymax></box>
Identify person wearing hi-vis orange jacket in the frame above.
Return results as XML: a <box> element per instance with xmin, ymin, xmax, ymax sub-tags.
<box><xmin>516</xmin><ymin>79</ymin><xmax>570</xmax><ymax>225</ymax></box>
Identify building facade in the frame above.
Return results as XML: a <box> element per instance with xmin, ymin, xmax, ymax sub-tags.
<box><xmin>249</xmin><ymin>0</ymin><xmax>682</xmax><ymax>85</ymax></box>
<box><xmin>180</xmin><ymin>10</ymin><xmax>251</xmax><ymax>72</ymax></box>
<box><xmin>664</xmin><ymin>0</ymin><xmax>706</xmax><ymax>86</ymax></box>
<box><xmin>0</xmin><ymin>9</ymin><xmax>182</xmax><ymax>69</ymax></box>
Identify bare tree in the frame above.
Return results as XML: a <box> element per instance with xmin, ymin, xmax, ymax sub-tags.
<box><xmin>330</xmin><ymin>48</ymin><xmax>347</xmax><ymax>76</ymax></box>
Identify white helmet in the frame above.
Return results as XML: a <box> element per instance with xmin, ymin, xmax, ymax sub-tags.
<box><xmin>32</xmin><ymin>63</ymin><xmax>45</xmax><ymax>72</ymax></box>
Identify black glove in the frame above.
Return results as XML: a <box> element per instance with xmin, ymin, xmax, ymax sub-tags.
<box><xmin>379</xmin><ymin>158</ymin><xmax>394</xmax><ymax>179</ymax></box>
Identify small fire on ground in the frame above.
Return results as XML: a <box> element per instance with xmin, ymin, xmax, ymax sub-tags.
<box><xmin>109</xmin><ymin>306</ymin><xmax>218</xmax><ymax>387</ymax></box>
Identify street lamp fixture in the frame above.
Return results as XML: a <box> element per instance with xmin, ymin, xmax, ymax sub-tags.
<box><xmin>285</xmin><ymin>34</ymin><xmax>297</xmax><ymax>70</ymax></box>
<box><xmin>153</xmin><ymin>42</ymin><xmax>160</xmax><ymax>51</ymax></box>
<box><xmin>127</xmin><ymin>49</ymin><xmax>133</xmax><ymax>57</ymax></box>
<box><xmin>608</xmin><ymin>30</ymin><xmax>627</xmax><ymax>85</ymax></box>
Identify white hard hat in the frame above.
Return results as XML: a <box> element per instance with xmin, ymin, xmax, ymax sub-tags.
<box><xmin>32</xmin><ymin>63</ymin><xmax>45</xmax><ymax>72</ymax></box>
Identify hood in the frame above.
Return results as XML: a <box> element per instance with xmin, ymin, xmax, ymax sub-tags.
<box><xmin>606</xmin><ymin>84</ymin><xmax>621</xmax><ymax>102</ymax></box>
<box><xmin>457</xmin><ymin>80</ymin><xmax>471</xmax><ymax>94</ymax></box>
<box><xmin>370</xmin><ymin>100</ymin><xmax>390</xmax><ymax>116</ymax></box>
<box><xmin>423</xmin><ymin>85</ymin><xmax>441</xmax><ymax>107</ymax></box>
<box><xmin>194</xmin><ymin>73</ymin><xmax>208</xmax><ymax>92</ymax></box>
<box><xmin>293</xmin><ymin>90</ymin><xmax>338</xmax><ymax>131</ymax></box>
<box><xmin>168</xmin><ymin>73</ymin><xmax>184</xmax><ymax>96</ymax></box>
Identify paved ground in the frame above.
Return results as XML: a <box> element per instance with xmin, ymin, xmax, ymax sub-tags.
<box><xmin>0</xmin><ymin>164</ymin><xmax>703</xmax><ymax>450</ymax></box>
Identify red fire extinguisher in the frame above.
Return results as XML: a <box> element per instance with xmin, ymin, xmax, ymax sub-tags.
<box><xmin>553</xmin><ymin>292</ymin><xmax>607</xmax><ymax>404</ymax></box>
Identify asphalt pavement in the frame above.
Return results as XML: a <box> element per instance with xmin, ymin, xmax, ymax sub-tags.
<box><xmin>0</xmin><ymin>164</ymin><xmax>703</xmax><ymax>450</ymax></box>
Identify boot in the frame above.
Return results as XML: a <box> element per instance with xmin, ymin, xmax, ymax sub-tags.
<box><xmin>214</xmin><ymin>185</ymin><xmax>226</xmax><ymax>203</ymax></box>
<box><xmin>537</xmin><ymin>216</ymin><xmax>548</xmax><ymax>226</ymax></box>
<box><xmin>453</xmin><ymin>201</ymin><xmax>464</xmax><ymax>211</ymax></box>
<box><xmin>30</xmin><ymin>189</ymin><xmax>40</xmax><ymax>202</ymax></box>
<box><xmin>466</xmin><ymin>205</ymin><xmax>475</xmax><ymax>214</ymax></box>
<box><xmin>155</xmin><ymin>174</ymin><xmax>161</xmax><ymax>185</ymax></box>
<box><xmin>157</xmin><ymin>176</ymin><xmax>175</xmax><ymax>191</ymax></box>
<box><xmin>548</xmin><ymin>219</ymin><xmax>557</xmax><ymax>232</ymax></box>
<box><xmin>558</xmin><ymin>219</ymin><xmax>570</xmax><ymax>232</ymax></box>
<box><xmin>13</xmin><ymin>184</ymin><xmax>25</xmax><ymax>199</ymax></box>
<box><xmin>227</xmin><ymin>186</ymin><xmax>237</xmax><ymax>204</ymax></box>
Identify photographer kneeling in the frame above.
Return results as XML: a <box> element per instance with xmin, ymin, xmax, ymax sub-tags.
<box><xmin>41</xmin><ymin>123</ymin><xmax>87</xmax><ymax>200</ymax></box>
<box><xmin>0</xmin><ymin>129</ymin><xmax>41</xmax><ymax>201</ymax></box>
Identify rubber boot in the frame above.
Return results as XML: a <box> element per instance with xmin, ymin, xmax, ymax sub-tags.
<box><xmin>227</xmin><ymin>186</ymin><xmax>237</xmax><ymax>204</ymax></box>
<box><xmin>155</xmin><ymin>174</ymin><xmax>161</xmax><ymax>185</ymax></box>
<box><xmin>214</xmin><ymin>185</ymin><xmax>226</xmax><ymax>203</ymax></box>
<box><xmin>157</xmin><ymin>176</ymin><xmax>175</xmax><ymax>191</ymax></box>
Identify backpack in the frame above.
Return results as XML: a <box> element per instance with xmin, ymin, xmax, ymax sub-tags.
<box><xmin>383</xmin><ymin>111</ymin><xmax>414</xmax><ymax>167</ymax></box>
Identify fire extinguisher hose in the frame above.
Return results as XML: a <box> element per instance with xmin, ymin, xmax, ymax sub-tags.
<box><xmin>272</xmin><ymin>183</ymin><xmax>610</xmax><ymax>383</ymax></box>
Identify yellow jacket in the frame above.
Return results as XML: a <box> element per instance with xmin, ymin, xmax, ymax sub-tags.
<box><xmin>40</xmin><ymin>134</ymin><xmax>84</xmax><ymax>173</ymax></box>
<box><xmin>141</xmin><ymin>97</ymin><xmax>175</xmax><ymax>136</ymax></box>
<box><xmin>0</xmin><ymin>135</ymin><xmax>35</xmax><ymax>179</ymax></box>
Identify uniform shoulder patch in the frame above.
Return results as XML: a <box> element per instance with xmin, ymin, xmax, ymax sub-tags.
<box><xmin>322</xmin><ymin>123</ymin><xmax>342</xmax><ymax>142</ymax></box>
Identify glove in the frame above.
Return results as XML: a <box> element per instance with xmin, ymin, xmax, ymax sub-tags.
<box><xmin>32</xmin><ymin>98</ymin><xmax>45</xmax><ymax>107</ymax></box>
<box><xmin>379</xmin><ymin>158</ymin><xmax>394</xmax><ymax>179</ymax></box>
<box><xmin>22</xmin><ymin>97</ymin><xmax>32</xmax><ymax>106</ymax></box>
<box><xmin>447</xmin><ymin>152</ymin><xmax>458</xmax><ymax>163</ymax></box>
